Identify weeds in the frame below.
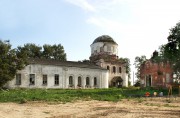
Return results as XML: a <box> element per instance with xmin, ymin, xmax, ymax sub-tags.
<box><xmin>137</xmin><ymin>98</ymin><xmax>144</xmax><ymax>103</ymax></box>
<box><xmin>0</xmin><ymin>87</ymin><xmax>176</xmax><ymax>103</ymax></box>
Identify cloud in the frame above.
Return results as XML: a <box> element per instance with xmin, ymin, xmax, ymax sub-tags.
<box><xmin>65</xmin><ymin>0</ymin><xmax>96</xmax><ymax>12</ymax></box>
<box><xmin>86</xmin><ymin>17</ymin><xmax>127</xmax><ymax>33</ymax></box>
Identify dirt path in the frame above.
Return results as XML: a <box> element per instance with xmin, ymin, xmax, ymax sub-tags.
<box><xmin>0</xmin><ymin>97</ymin><xmax>179</xmax><ymax>118</ymax></box>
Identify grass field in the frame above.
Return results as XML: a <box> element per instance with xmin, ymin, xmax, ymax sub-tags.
<box><xmin>0</xmin><ymin>87</ymin><xmax>178</xmax><ymax>103</ymax></box>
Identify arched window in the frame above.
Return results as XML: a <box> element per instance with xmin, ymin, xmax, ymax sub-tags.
<box><xmin>94</xmin><ymin>77</ymin><xmax>97</xmax><ymax>86</ymax></box>
<box><xmin>113</xmin><ymin>66</ymin><xmax>116</xmax><ymax>73</ymax></box>
<box><xmin>78</xmin><ymin>76</ymin><xmax>82</xmax><ymax>86</ymax></box>
<box><xmin>69</xmin><ymin>76</ymin><xmax>73</xmax><ymax>85</ymax></box>
<box><xmin>119</xmin><ymin>67</ymin><xmax>121</xmax><ymax>73</ymax></box>
<box><xmin>86</xmin><ymin>77</ymin><xmax>90</xmax><ymax>85</ymax></box>
<box><xmin>107</xmin><ymin>46</ymin><xmax>111</xmax><ymax>52</ymax></box>
<box><xmin>107</xmin><ymin>66</ymin><xmax>110</xmax><ymax>70</ymax></box>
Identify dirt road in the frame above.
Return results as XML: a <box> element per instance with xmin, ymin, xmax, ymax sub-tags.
<box><xmin>0</xmin><ymin>97</ymin><xmax>179</xmax><ymax>118</ymax></box>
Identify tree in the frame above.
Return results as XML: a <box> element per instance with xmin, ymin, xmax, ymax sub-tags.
<box><xmin>162</xmin><ymin>21</ymin><xmax>180</xmax><ymax>82</ymax></box>
<box><xmin>17</xmin><ymin>43</ymin><xmax>42</xmax><ymax>58</ymax></box>
<box><xmin>134</xmin><ymin>55</ymin><xmax>147</xmax><ymax>80</ymax></box>
<box><xmin>42</xmin><ymin>44</ymin><xmax>66</xmax><ymax>60</ymax></box>
<box><xmin>42</xmin><ymin>44</ymin><xmax>53</xmax><ymax>59</ymax></box>
<box><xmin>51</xmin><ymin>44</ymin><xmax>66</xmax><ymax>60</ymax></box>
<box><xmin>119</xmin><ymin>58</ymin><xmax>131</xmax><ymax>83</ymax></box>
<box><xmin>0</xmin><ymin>40</ymin><xmax>27</xmax><ymax>88</ymax></box>
<box><xmin>17</xmin><ymin>43</ymin><xmax>67</xmax><ymax>61</ymax></box>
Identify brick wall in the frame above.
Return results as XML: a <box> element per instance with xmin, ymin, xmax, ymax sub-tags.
<box><xmin>140</xmin><ymin>60</ymin><xmax>173</xmax><ymax>88</ymax></box>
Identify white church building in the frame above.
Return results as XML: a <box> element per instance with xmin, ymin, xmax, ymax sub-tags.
<box><xmin>7</xmin><ymin>35</ymin><xmax>128</xmax><ymax>89</ymax></box>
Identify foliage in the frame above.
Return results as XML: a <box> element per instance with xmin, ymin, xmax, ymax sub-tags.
<box><xmin>0</xmin><ymin>40</ymin><xmax>27</xmax><ymax>87</ymax></box>
<box><xmin>119</xmin><ymin>58</ymin><xmax>131</xmax><ymax>79</ymax></box>
<box><xmin>134</xmin><ymin>80</ymin><xmax>140</xmax><ymax>87</ymax></box>
<box><xmin>17</xmin><ymin>43</ymin><xmax>67</xmax><ymax>61</ymax></box>
<box><xmin>17</xmin><ymin>43</ymin><xmax>42</xmax><ymax>58</ymax></box>
<box><xmin>150</xmin><ymin>50</ymin><xmax>162</xmax><ymax>62</ymax></box>
<box><xmin>134</xmin><ymin>55</ymin><xmax>147</xmax><ymax>80</ymax></box>
<box><xmin>0</xmin><ymin>41</ymin><xmax>66</xmax><ymax>87</ymax></box>
<box><xmin>0</xmin><ymin>87</ymin><xmax>176</xmax><ymax>103</ymax></box>
<box><xmin>160</xmin><ymin>21</ymin><xmax>180</xmax><ymax>82</ymax></box>
<box><xmin>43</xmin><ymin>44</ymin><xmax>67</xmax><ymax>60</ymax></box>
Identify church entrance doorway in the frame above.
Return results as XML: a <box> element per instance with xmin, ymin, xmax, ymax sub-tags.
<box><xmin>111</xmin><ymin>76</ymin><xmax>123</xmax><ymax>88</ymax></box>
<box><xmin>146</xmin><ymin>75</ymin><xmax>152</xmax><ymax>87</ymax></box>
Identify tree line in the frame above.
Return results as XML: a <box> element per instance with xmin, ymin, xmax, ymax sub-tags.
<box><xmin>0</xmin><ymin>41</ymin><xmax>66</xmax><ymax>87</ymax></box>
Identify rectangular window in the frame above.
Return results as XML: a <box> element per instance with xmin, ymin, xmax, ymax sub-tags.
<box><xmin>166</xmin><ymin>73</ymin><xmax>170</xmax><ymax>83</ymax></box>
<box><xmin>119</xmin><ymin>67</ymin><xmax>121</xmax><ymax>73</ymax></box>
<box><xmin>94</xmin><ymin>77</ymin><xmax>97</xmax><ymax>86</ymax></box>
<box><xmin>30</xmin><ymin>74</ymin><xmax>35</xmax><ymax>85</ymax></box>
<box><xmin>54</xmin><ymin>74</ymin><xmax>59</xmax><ymax>85</ymax></box>
<box><xmin>43</xmin><ymin>75</ymin><xmax>47</xmax><ymax>85</ymax></box>
<box><xmin>16</xmin><ymin>74</ymin><xmax>21</xmax><ymax>85</ymax></box>
<box><xmin>86</xmin><ymin>77</ymin><xmax>90</xmax><ymax>85</ymax></box>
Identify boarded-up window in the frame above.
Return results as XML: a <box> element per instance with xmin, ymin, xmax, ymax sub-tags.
<box><xmin>78</xmin><ymin>76</ymin><xmax>82</xmax><ymax>86</ymax></box>
<box><xmin>166</xmin><ymin>73</ymin><xmax>170</xmax><ymax>83</ymax></box>
<box><xmin>86</xmin><ymin>77</ymin><xmax>90</xmax><ymax>85</ymax></box>
<box><xmin>69</xmin><ymin>76</ymin><xmax>73</xmax><ymax>85</ymax></box>
<box><xmin>16</xmin><ymin>74</ymin><xmax>21</xmax><ymax>85</ymax></box>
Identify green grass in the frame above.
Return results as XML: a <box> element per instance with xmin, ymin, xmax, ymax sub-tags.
<box><xmin>0</xmin><ymin>87</ymin><xmax>178</xmax><ymax>103</ymax></box>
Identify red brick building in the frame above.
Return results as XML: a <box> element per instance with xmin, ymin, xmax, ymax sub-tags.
<box><xmin>140</xmin><ymin>60</ymin><xmax>173</xmax><ymax>88</ymax></box>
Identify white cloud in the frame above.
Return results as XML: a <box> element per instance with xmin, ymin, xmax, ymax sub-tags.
<box><xmin>65</xmin><ymin>0</ymin><xmax>96</xmax><ymax>12</ymax></box>
<box><xmin>86</xmin><ymin>17</ymin><xmax>124</xmax><ymax>31</ymax></box>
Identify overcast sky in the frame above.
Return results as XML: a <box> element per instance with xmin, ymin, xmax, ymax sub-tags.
<box><xmin>1</xmin><ymin>0</ymin><xmax>180</xmax><ymax>81</ymax></box>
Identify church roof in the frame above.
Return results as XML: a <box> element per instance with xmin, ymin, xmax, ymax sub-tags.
<box><xmin>28</xmin><ymin>58</ymin><xmax>106</xmax><ymax>70</ymax></box>
<box><xmin>92</xmin><ymin>35</ymin><xmax>117</xmax><ymax>45</ymax></box>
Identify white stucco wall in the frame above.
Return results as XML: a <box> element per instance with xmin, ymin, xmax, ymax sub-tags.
<box><xmin>90</xmin><ymin>42</ymin><xmax>118</xmax><ymax>56</ymax></box>
<box><xmin>7</xmin><ymin>64</ymin><xmax>109</xmax><ymax>89</ymax></box>
<box><xmin>100</xmin><ymin>62</ymin><xmax>128</xmax><ymax>87</ymax></box>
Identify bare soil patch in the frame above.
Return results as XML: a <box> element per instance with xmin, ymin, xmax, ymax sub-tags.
<box><xmin>0</xmin><ymin>97</ymin><xmax>179</xmax><ymax>118</ymax></box>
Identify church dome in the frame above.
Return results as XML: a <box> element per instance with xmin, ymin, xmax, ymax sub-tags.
<box><xmin>92</xmin><ymin>35</ymin><xmax>117</xmax><ymax>45</ymax></box>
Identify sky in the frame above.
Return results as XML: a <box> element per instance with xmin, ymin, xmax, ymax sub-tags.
<box><xmin>1</xmin><ymin>0</ymin><xmax>180</xmax><ymax>82</ymax></box>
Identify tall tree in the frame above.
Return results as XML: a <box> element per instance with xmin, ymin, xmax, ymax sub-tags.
<box><xmin>134</xmin><ymin>55</ymin><xmax>147</xmax><ymax>80</ymax></box>
<box><xmin>42</xmin><ymin>44</ymin><xmax>66</xmax><ymax>60</ymax></box>
<box><xmin>17</xmin><ymin>43</ymin><xmax>42</xmax><ymax>58</ymax></box>
<box><xmin>162</xmin><ymin>21</ymin><xmax>180</xmax><ymax>82</ymax></box>
<box><xmin>52</xmin><ymin>44</ymin><xmax>66</xmax><ymax>60</ymax></box>
<box><xmin>119</xmin><ymin>58</ymin><xmax>131</xmax><ymax>85</ymax></box>
<box><xmin>0</xmin><ymin>40</ymin><xmax>27</xmax><ymax>87</ymax></box>
<box><xmin>42</xmin><ymin>44</ymin><xmax>53</xmax><ymax>59</ymax></box>
<box><xmin>17</xmin><ymin>43</ymin><xmax>67</xmax><ymax>61</ymax></box>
